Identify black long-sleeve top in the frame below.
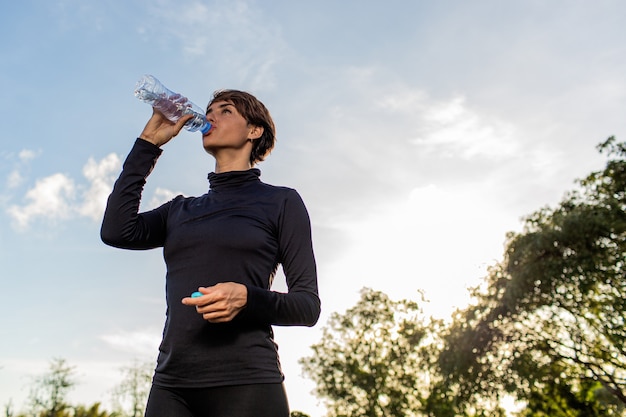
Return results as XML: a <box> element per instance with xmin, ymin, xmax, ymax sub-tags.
<box><xmin>101</xmin><ymin>139</ymin><xmax>320</xmax><ymax>388</ymax></box>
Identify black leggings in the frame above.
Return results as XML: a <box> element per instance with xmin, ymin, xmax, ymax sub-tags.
<box><xmin>144</xmin><ymin>383</ymin><xmax>290</xmax><ymax>417</ymax></box>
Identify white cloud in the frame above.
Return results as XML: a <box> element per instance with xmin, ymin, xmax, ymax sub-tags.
<box><xmin>374</xmin><ymin>88</ymin><xmax>521</xmax><ymax>160</ymax></box>
<box><xmin>7</xmin><ymin>173</ymin><xmax>76</xmax><ymax>229</ymax></box>
<box><xmin>324</xmin><ymin>68</ymin><xmax>521</xmax><ymax>165</ymax></box>
<box><xmin>283</xmin><ymin>69</ymin><xmax>532</xmax><ymax>228</ymax></box>
<box><xmin>7</xmin><ymin>153</ymin><xmax>121</xmax><ymax>229</ymax></box>
<box><xmin>3</xmin><ymin>148</ymin><xmax>40</xmax><ymax>189</ymax></box>
<box><xmin>18</xmin><ymin>149</ymin><xmax>39</xmax><ymax>162</ymax></box>
<box><xmin>321</xmin><ymin>68</ymin><xmax>521</xmax><ymax>164</ymax></box>
<box><xmin>6</xmin><ymin>169</ymin><xmax>24</xmax><ymax>189</ymax></box>
<box><xmin>141</xmin><ymin>0</ymin><xmax>286</xmax><ymax>90</ymax></box>
<box><xmin>413</xmin><ymin>96</ymin><xmax>520</xmax><ymax>159</ymax></box>
<box><xmin>145</xmin><ymin>187</ymin><xmax>182</xmax><ymax>210</ymax></box>
<box><xmin>377</xmin><ymin>88</ymin><xmax>428</xmax><ymax>112</ymax></box>
<box><xmin>78</xmin><ymin>153</ymin><xmax>122</xmax><ymax>221</ymax></box>
<box><xmin>99</xmin><ymin>329</ymin><xmax>161</xmax><ymax>356</ymax></box>
<box><xmin>4</xmin><ymin>152</ymin><xmax>189</xmax><ymax>230</ymax></box>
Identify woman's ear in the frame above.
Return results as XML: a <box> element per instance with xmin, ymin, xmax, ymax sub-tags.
<box><xmin>248</xmin><ymin>125</ymin><xmax>264</xmax><ymax>141</ymax></box>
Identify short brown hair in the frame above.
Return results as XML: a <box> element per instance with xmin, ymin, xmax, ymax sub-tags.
<box><xmin>207</xmin><ymin>90</ymin><xmax>276</xmax><ymax>165</ymax></box>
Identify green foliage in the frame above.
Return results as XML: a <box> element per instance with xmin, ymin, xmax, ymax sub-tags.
<box><xmin>70</xmin><ymin>403</ymin><xmax>119</xmax><ymax>417</ymax></box>
<box><xmin>428</xmin><ymin>137</ymin><xmax>626</xmax><ymax>416</ymax></box>
<box><xmin>300</xmin><ymin>287</ymin><xmax>441</xmax><ymax>417</ymax></box>
<box><xmin>27</xmin><ymin>358</ymin><xmax>76</xmax><ymax>417</ymax></box>
<box><xmin>110</xmin><ymin>360</ymin><xmax>153</xmax><ymax>417</ymax></box>
<box><xmin>9</xmin><ymin>359</ymin><xmax>133</xmax><ymax>417</ymax></box>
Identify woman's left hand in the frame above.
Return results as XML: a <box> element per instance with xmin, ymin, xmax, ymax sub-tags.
<box><xmin>182</xmin><ymin>282</ymin><xmax>248</xmax><ymax>323</ymax></box>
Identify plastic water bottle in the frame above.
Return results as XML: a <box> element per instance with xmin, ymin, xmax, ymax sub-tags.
<box><xmin>134</xmin><ymin>74</ymin><xmax>212</xmax><ymax>134</ymax></box>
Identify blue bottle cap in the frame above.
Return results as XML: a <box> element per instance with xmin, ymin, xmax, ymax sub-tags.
<box><xmin>200</xmin><ymin>122</ymin><xmax>212</xmax><ymax>135</ymax></box>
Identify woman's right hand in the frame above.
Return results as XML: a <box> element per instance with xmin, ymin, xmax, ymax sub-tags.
<box><xmin>138</xmin><ymin>108</ymin><xmax>195</xmax><ymax>147</ymax></box>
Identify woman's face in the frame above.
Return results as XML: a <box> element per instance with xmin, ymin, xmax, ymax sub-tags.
<box><xmin>203</xmin><ymin>100</ymin><xmax>259</xmax><ymax>157</ymax></box>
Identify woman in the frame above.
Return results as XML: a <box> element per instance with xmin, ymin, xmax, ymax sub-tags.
<box><xmin>101</xmin><ymin>90</ymin><xmax>321</xmax><ymax>417</ymax></box>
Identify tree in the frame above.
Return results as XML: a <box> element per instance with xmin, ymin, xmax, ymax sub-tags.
<box><xmin>27</xmin><ymin>358</ymin><xmax>76</xmax><ymax>417</ymax></box>
<box><xmin>300</xmin><ymin>287</ymin><xmax>441</xmax><ymax>417</ymax></box>
<box><xmin>110</xmin><ymin>360</ymin><xmax>153</xmax><ymax>417</ymax></box>
<box><xmin>428</xmin><ymin>137</ymin><xmax>626</xmax><ymax>416</ymax></box>
<box><xmin>11</xmin><ymin>358</ymin><xmax>119</xmax><ymax>417</ymax></box>
<box><xmin>4</xmin><ymin>400</ymin><xmax>14</xmax><ymax>417</ymax></box>
<box><xmin>71</xmin><ymin>403</ymin><xmax>118</xmax><ymax>417</ymax></box>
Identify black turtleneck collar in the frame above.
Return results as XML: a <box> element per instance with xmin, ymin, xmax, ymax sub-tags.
<box><xmin>208</xmin><ymin>168</ymin><xmax>261</xmax><ymax>191</ymax></box>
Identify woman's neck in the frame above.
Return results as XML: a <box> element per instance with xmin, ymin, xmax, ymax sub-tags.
<box><xmin>213</xmin><ymin>157</ymin><xmax>253</xmax><ymax>173</ymax></box>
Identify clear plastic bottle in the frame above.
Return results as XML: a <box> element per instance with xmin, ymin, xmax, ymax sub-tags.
<box><xmin>134</xmin><ymin>74</ymin><xmax>212</xmax><ymax>134</ymax></box>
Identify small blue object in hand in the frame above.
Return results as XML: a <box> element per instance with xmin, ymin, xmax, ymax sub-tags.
<box><xmin>191</xmin><ymin>291</ymin><xmax>203</xmax><ymax>298</ymax></box>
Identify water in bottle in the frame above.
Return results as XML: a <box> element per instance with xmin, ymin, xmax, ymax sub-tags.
<box><xmin>134</xmin><ymin>74</ymin><xmax>212</xmax><ymax>134</ymax></box>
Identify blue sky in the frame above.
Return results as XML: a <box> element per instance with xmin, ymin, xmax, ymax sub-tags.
<box><xmin>1</xmin><ymin>0</ymin><xmax>625</xmax><ymax>415</ymax></box>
